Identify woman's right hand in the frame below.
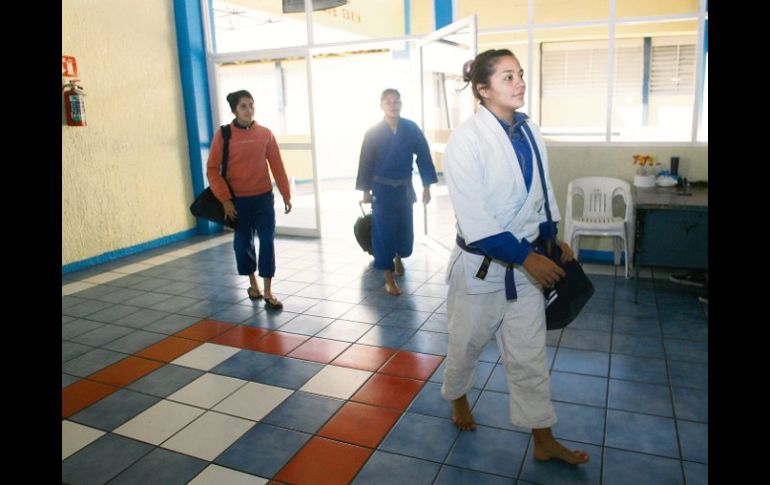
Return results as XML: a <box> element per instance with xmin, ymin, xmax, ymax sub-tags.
<box><xmin>362</xmin><ymin>191</ymin><xmax>373</xmax><ymax>204</ymax></box>
<box><xmin>522</xmin><ymin>252</ymin><xmax>566</xmax><ymax>288</ymax></box>
<box><xmin>223</xmin><ymin>199</ymin><xmax>237</xmax><ymax>221</ymax></box>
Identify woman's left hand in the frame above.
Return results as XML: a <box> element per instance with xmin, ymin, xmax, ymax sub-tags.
<box><xmin>284</xmin><ymin>200</ymin><xmax>292</xmax><ymax>214</ymax></box>
<box><xmin>422</xmin><ymin>187</ymin><xmax>431</xmax><ymax>205</ymax></box>
<box><xmin>556</xmin><ymin>239</ymin><xmax>575</xmax><ymax>263</ymax></box>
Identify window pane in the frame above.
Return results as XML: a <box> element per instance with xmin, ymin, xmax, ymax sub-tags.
<box><xmin>697</xmin><ymin>52</ymin><xmax>707</xmax><ymax>142</ymax></box>
<box><xmin>534</xmin><ymin>0</ymin><xmax>609</xmax><ymax>24</ymax></box>
<box><xmin>457</xmin><ymin>0</ymin><xmax>527</xmax><ymax>30</ymax></box>
<box><xmin>211</xmin><ymin>0</ymin><xmax>307</xmax><ymax>53</ymax></box>
<box><xmin>537</xmin><ymin>27</ymin><xmax>609</xmax><ymax>142</ymax></box>
<box><xmin>311</xmin><ymin>0</ymin><xmax>406</xmax><ymax>45</ymax></box>
<box><xmin>617</xmin><ymin>0</ymin><xmax>699</xmax><ymax>18</ymax></box>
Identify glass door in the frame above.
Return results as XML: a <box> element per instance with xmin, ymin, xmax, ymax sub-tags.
<box><xmin>212</xmin><ymin>50</ymin><xmax>321</xmax><ymax>237</ymax></box>
<box><xmin>418</xmin><ymin>16</ymin><xmax>477</xmax><ymax>250</ymax></box>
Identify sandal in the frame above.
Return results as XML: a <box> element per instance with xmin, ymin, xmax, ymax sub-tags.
<box><xmin>247</xmin><ymin>287</ymin><xmax>263</xmax><ymax>300</ymax></box>
<box><xmin>264</xmin><ymin>296</ymin><xmax>283</xmax><ymax>310</ymax></box>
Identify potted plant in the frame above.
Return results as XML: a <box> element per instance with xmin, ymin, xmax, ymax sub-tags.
<box><xmin>633</xmin><ymin>154</ymin><xmax>656</xmax><ymax>187</ymax></box>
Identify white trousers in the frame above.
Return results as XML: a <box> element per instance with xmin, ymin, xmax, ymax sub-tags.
<box><xmin>441</xmin><ymin>260</ymin><xmax>557</xmax><ymax>429</ymax></box>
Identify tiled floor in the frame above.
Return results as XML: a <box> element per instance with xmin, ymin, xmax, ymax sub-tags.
<box><xmin>62</xmin><ymin>186</ymin><xmax>708</xmax><ymax>484</ymax></box>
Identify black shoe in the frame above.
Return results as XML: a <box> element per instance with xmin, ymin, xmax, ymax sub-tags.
<box><xmin>669</xmin><ymin>271</ymin><xmax>707</xmax><ymax>288</ymax></box>
<box><xmin>264</xmin><ymin>296</ymin><xmax>283</xmax><ymax>310</ymax></box>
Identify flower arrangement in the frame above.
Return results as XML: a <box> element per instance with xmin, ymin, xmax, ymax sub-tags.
<box><xmin>633</xmin><ymin>154</ymin><xmax>660</xmax><ymax>176</ymax></box>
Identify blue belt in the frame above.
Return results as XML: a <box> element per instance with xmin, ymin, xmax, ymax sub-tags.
<box><xmin>455</xmin><ymin>235</ymin><xmax>517</xmax><ymax>300</ymax></box>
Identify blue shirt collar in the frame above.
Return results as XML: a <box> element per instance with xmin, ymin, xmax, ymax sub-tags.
<box><xmin>495</xmin><ymin>112</ymin><xmax>529</xmax><ymax>137</ymax></box>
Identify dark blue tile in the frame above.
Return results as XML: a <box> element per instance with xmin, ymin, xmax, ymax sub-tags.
<box><xmin>112</xmin><ymin>308</ymin><xmax>172</xmax><ymax>329</ymax></box>
<box><xmin>568</xmin><ymin>310</ymin><xmax>612</xmax><ymax>332</ymax></box>
<box><xmin>484</xmin><ymin>364</ymin><xmax>508</xmax><ymax>393</ymax></box>
<box><xmin>547</xmin><ymin>329</ymin><xmax>563</xmax><ymax>346</ymax></box>
<box><xmin>421</xmin><ymin>312</ymin><xmax>449</xmax><ymax>333</ymax></box>
<box><xmin>553</xmin><ymin>348</ymin><xmax>609</xmax><ymax>377</ymax></box>
<box><xmin>123</xmin><ymin>292</ymin><xmax>175</xmax><ymax>309</ymax></box>
<box><xmin>214</xmin><ymin>423</ymin><xmax>310</xmax><ymax>477</ymax></box>
<box><xmin>435</xmin><ymin>465</ymin><xmax>511</xmax><ymax>485</ymax></box>
<box><xmin>378</xmin><ymin>309</ymin><xmax>432</xmax><ymax>329</ymax></box>
<box><xmin>551</xmin><ymin>401</ymin><xmax>605</xmax><ymax>446</ymax></box>
<box><xmin>103</xmin><ymin>330</ymin><xmax>168</xmax><ymax>354</ymax></box>
<box><xmin>615</xmin><ymin>301</ymin><xmax>657</xmax><ymax>319</ymax></box>
<box><xmin>109</xmin><ymin>447</ymin><xmax>208</xmax><ymax>485</ymax></box>
<box><xmin>602</xmin><ymin>447</ymin><xmax>683</xmax><ymax>485</ymax></box>
<box><xmin>379</xmin><ymin>413</ymin><xmax>460</xmax><ymax>462</ymax></box>
<box><xmin>70</xmin><ymin>388</ymin><xmax>160</xmax><ymax>431</ymax></box>
<box><xmin>401</xmin><ymin>330</ymin><xmax>449</xmax><ymax>355</ymax></box>
<box><xmin>209</xmin><ymin>304</ymin><xmax>262</xmax><ymax>324</ymax></box>
<box><xmin>61</xmin><ymin>348</ymin><xmax>127</xmax><ymax>377</ymax></box>
<box><xmin>62</xmin><ymin>314</ymin><xmax>77</xmax><ymax>324</ymax></box>
<box><xmin>278</xmin><ymin>314</ymin><xmax>334</xmax><ymax>336</ymax></box>
<box><xmin>611</xmin><ymin>333</ymin><xmax>664</xmax><ymax>359</ymax></box>
<box><xmin>357</xmin><ymin>325</ymin><xmax>417</xmax><ymax>348</ymax></box>
<box><xmin>669</xmin><ymin>360</ymin><xmax>708</xmax><ymax>390</ymax></box>
<box><xmin>665</xmin><ymin>339</ymin><xmax>708</xmax><ymax>363</ymax></box>
<box><xmin>678</xmin><ymin>420</ymin><xmax>708</xmax><ymax>463</ymax></box>
<box><xmin>560</xmin><ymin>328</ymin><xmax>611</xmax><ymax>352</ymax></box>
<box><xmin>608</xmin><ymin>379</ymin><xmax>673</xmax><ymax>417</ymax></box>
<box><xmin>683</xmin><ymin>461</ymin><xmax>708</xmax><ymax>485</ymax></box>
<box><xmin>613</xmin><ymin>315</ymin><xmax>662</xmax><ymax>338</ymax></box>
<box><xmin>62</xmin><ymin>341</ymin><xmax>95</xmax><ymax>363</ymax></box>
<box><xmin>62</xmin><ymin>373</ymin><xmax>79</xmax><ymax>388</ymax></box>
<box><xmin>660</xmin><ymin>319</ymin><xmax>708</xmax><ymax>342</ymax></box>
<box><xmin>520</xmin><ymin>437</ymin><xmax>603</xmax><ymax>485</ymax></box>
<box><xmin>340</xmin><ymin>304</ymin><xmax>392</xmax><ymax>324</ymax></box>
<box><xmin>62</xmin><ymin>319</ymin><xmax>105</xmax><ymax>340</ymax></box>
<box><xmin>148</xmin><ymin>295</ymin><xmax>201</xmax><ymax>313</ymax></box>
<box><xmin>479</xmin><ymin>340</ymin><xmax>501</xmax><ymax>363</ymax></box>
<box><xmin>254</xmin><ymin>358</ymin><xmax>324</xmax><ymax>389</ymax></box>
<box><xmin>73</xmin><ymin>284</ymin><xmax>122</xmax><ymax>300</ymax></box>
<box><xmin>605</xmin><ymin>409</ymin><xmax>679</xmax><ymax>458</ymax></box>
<box><xmin>672</xmin><ymin>387</ymin><xmax>707</xmax><ymax>422</ymax></box>
<box><xmin>176</xmin><ymin>300</ymin><xmax>232</xmax><ymax>319</ymax></box>
<box><xmin>610</xmin><ymin>354</ymin><xmax>668</xmax><ymax>385</ymax></box>
<box><xmin>61</xmin><ymin>433</ymin><xmax>153</xmax><ymax>484</ymax></box>
<box><xmin>144</xmin><ymin>313</ymin><xmax>201</xmax><ymax>334</ymax></box>
<box><xmin>71</xmin><ymin>324</ymin><xmax>135</xmax><ymax>347</ymax></box>
<box><xmin>210</xmin><ymin>349</ymin><xmax>283</xmax><ymax>381</ymax></box>
<box><xmin>445</xmin><ymin>425</ymin><xmax>529</xmax><ymax>478</ymax></box>
<box><xmin>63</xmin><ymin>299</ymin><xmax>116</xmax><ymax>318</ymax></box>
<box><xmin>353</xmin><ymin>450</ymin><xmax>441</xmax><ymax>485</ymax></box>
<box><xmin>396</xmin><ymin>295</ymin><xmax>445</xmax><ymax>313</ymax></box>
<box><xmin>262</xmin><ymin>391</ymin><xmax>344</xmax><ymax>433</ymax></box>
<box><xmin>87</xmin><ymin>304</ymin><xmax>144</xmax><ymax>323</ymax></box>
<box><xmin>550</xmin><ymin>371</ymin><xmax>607</xmax><ymax>407</ymax></box>
<box><xmin>126</xmin><ymin>364</ymin><xmax>205</xmax><ymax>398</ymax></box>
<box><xmin>472</xmin><ymin>390</ymin><xmax>522</xmax><ymax>431</ymax></box>
<box><xmin>316</xmin><ymin>320</ymin><xmax>374</xmax><ymax>342</ymax></box>
<box><xmin>408</xmin><ymin>381</ymin><xmax>481</xmax><ymax>420</ymax></box>
<box><xmin>242</xmin><ymin>309</ymin><xmax>298</xmax><ymax>329</ymax></box>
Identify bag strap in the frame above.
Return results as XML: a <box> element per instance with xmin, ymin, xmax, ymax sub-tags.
<box><xmin>519</xmin><ymin>121</ymin><xmax>557</xmax><ymax>252</ymax></box>
<box><xmin>220</xmin><ymin>125</ymin><xmax>235</xmax><ymax>199</ymax></box>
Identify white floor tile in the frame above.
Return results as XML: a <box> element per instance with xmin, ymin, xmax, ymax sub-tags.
<box><xmin>62</xmin><ymin>420</ymin><xmax>105</xmax><ymax>460</ymax></box>
<box><xmin>113</xmin><ymin>400</ymin><xmax>204</xmax><ymax>445</ymax></box>
<box><xmin>167</xmin><ymin>373</ymin><xmax>247</xmax><ymax>409</ymax></box>
<box><xmin>213</xmin><ymin>382</ymin><xmax>293</xmax><ymax>421</ymax></box>
<box><xmin>171</xmin><ymin>343</ymin><xmax>241</xmax><ymax>371</ymax></box>
<box><xmin>300</xmin><ymin>365</ymin><xmax>372</xmax><ymax>399</ymax></box>
<box><xmin>161</xmin><ymin>411</ymin><xmax>255</xmax><ymax>461</ymax></box>
<box><xmin>188</xmin><ymin>465</ymin><xmax>268</xmax><ymax>485</ymax></box>
<box><xmin>82</xmin><ymin>272</ymin><xmax>125</xmax><ymax>284</ymax></box>
<box><xmin>62</xmin><ymin>281</ymin><xmax>96</xmax><ymax>295</ymax></box>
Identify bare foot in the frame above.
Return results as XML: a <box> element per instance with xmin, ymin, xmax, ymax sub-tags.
<box><xmin>384</xmin><ymin>271</ymin><xmax>401</xmax><ymax>295</ymax></box>
<box><xmin>394</xmin><ymin>256</ymin><xmax>404</xmax><ymax>276</ymax></box>
<box><xmin>451</xmin><ymin>395</ymin><xmax>476</xmax><ymax>431</ymax></box>
<box><xmin>533</xmin><ymin>430</ymin><xmax>589</xmax><ymax>465</ymax></box>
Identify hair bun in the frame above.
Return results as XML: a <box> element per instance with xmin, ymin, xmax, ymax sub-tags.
<box><xmin>462</xmin><ymin>60</ymin><xmax>474</xmax><ymax>82</ymax></box>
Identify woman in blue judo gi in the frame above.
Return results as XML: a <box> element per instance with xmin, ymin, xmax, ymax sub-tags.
<box><xmin>356</xmin><ymin>89</ymin><xmax>438</xmax><ymax>295</ymax></box>
<box><xmin>441</xmin><ymin>50</ymin><xmax>590</xmax><ymax>465</ymax></box>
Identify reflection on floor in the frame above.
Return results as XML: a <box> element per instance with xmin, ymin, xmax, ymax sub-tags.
<box><xmin>62</xmin><ymin>183</ymin><xmax>708</xmax><ymax>484</ymax></box>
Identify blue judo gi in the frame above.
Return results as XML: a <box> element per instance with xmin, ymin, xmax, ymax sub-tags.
<box><xmin>356</xmin><ymin>118</ymin><xmax>438</xmax><ymax>271</ymax></box>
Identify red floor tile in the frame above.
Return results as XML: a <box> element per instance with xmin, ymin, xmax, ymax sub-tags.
<box><xmin>87</xmin><ymin>356</ymin><xmax>164</xmax><ymax>387</ymax></box>
<box><xmin>275</xmin><ymin>436</ymin><xmax>372</xmax><ymax>485</ymax></box>
<box><xmin>288</xmin><ymin>337</ymin><xmax>351</xmax><ymax>364</ymax></box>
<box><xmin>135</xmin><ymin>336</ymin><xmax>202</xmax><ymax>362</ymax></box>
<box><xmin>317</xmin><ymin>401</ymin><xmax>402</xmax><ymax>448</ymax></box>
<box><xmin>62</xmin><ymin>379</ymin><xmax>120</xmax><ymax>418</ymax></box>
<box><xmin>351</xmin><ymin>373</ymin><xmax>424</xmax><ymax>410</ymax></box>
<box><xmin>379</xmin><ymin>350</ymin><xmax>444</xmax><ymax>380</ymax></box>
<box><xmin>175</xmin><ymin>319</ymin><xmax>237</xmax><ymax>341</ymax></box>
<box><xmin>330</xmin><ymin>343</ymin><xmax>397</xmax><ymax>372</ymax></box>
<box><xmin>251</xmin><ymin>331</ymin><xmax>309</xmax><ymax>355</ymax></box>
<box><xmin>210</xmin><ymin>325</ymin><xmax>271</xmax><ymax>351</ymax></box>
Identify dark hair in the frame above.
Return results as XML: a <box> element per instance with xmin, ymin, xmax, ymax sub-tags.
<box><xmin>380</xmin><ymin>88</ymin><xmax>401</xmax><ymax>101</ymax></box>
<box><xmin>462</xmin><ymin>49</ymin><xmax>516</xmax><ymax>102</ymax></box>
<box><xmin>226</xmin><ymin>90</ymin><xmax>254</xmax><ymax>113</ymax></box>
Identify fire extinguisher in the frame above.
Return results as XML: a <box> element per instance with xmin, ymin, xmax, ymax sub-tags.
<box><xmin>62</xmin><ymin>79</ymin><xmax>86</xmax><ymax>127</ymax></box>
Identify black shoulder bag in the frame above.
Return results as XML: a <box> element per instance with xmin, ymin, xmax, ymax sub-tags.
<box><xmin>520</xmin><ymin>122</ymin><xmax>595</xmax><ymax>330</ymax></box>
<box><xmin>190</xmin><ymin>125</ymin><xmax>237</xmax><ymax>229</ymax></box>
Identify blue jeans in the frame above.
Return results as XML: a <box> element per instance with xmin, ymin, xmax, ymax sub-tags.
<box><xmin>233</xmin><ymin>192</ymin><xmax>276</xmax><ymax>277</ymax></box>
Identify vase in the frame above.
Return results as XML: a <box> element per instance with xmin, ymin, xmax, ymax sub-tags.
<box><xmin>633</xmin><ymin>174</ymin><xmax>656</xmax><ymax>188</ymax></box>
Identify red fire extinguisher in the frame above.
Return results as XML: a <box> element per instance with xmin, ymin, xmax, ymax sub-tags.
<box><xmin>62</xmin><ymin>79</ymin><xmax>86</xmax><ymax>127</ymax></box>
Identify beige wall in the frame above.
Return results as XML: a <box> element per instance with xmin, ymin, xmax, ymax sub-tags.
<box><xmin>62</xmin><ymin>0</ymin><xmax>194</xmax><ymax>266</ymax></box>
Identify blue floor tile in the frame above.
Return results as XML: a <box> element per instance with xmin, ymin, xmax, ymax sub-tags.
<box><xmin>671</xmin><ymin>387</ymin><xmax>708</xmax><ymax>422</ymax></box>
<box><xmin>613</xmin><ymin>315</ymin><xmax>662</xmax><ymax>338</ymax></box>
<box><xmin>611</xmin><ymin>333</ymin><xmax>665</xmax><ymax>359</ymax></box>
<box><xmin>71</xmin><ymin>324</ymin><xmax>136</xmax><ymax>347</ymax></box>
<box><xmin>214</xmin><ymin>423</ymin><xmax>310</xmax><ymax>478</ymax></box>
<box><xmin>126</xmin><ymin>364</ymin><xmax>205</xmax><ymax>398</ymax></box>
<box><xmin>602</xmin><ymin>447</ymin><xmax>684</xmax><ymax>485</ymax></box>
<box><xmin>176</xmin><ymin>300</ymin><xmax>232</xmax><ymax>319</ymax></box>
<box><xmin>62</xmin><ymin>373</ymin><xmax>79</xmax><ymax>388</ymax></box>
<box><xmin>61</xmin><ymin>433</ymin><xmax>154</xmax><ymax>484</ymax></box>
<box><xmin>62</xmin><ymin>319</ymin><xmax>105</xmax><ymax>340</ymax></box>
<box><xmin>62</xmin><ymin>348</ymin><xmax>128</xmax><ymax>377</ymax></box>
<box><xmin>479</xmin><ymin>340</ymin><xmax>501</xmax><ymax>363</ymax></box>
<box><xmin>69</xmin><ymin>388</ymin><xmax>160</xmax><ymax>431</ymax></box>
<box><xmin>357</xmin><ymin>325</ymin><xmax>417</xmax><ymax>348</ymax></box>
<box><xmin>316</xmin><ymin>319</ymin><xmax>374</xmax><ymax>342</ymax></box>
<box><xmin>143</xmin><ymin>313</ymin><xmax>201</xmax><ymax>334</ymax></box>
<box><xmin>340</xmin><ymin>304</ymin><xmax>392</xmax><ymax>324</ymax></box>
<box><xmin>148</xmin><ymin>295</ymin><xmax>201</xmax><ymax>314</ymax></box>
<box><xmin>123</xmin><ymin>292</ymin><xmax>175</xmax><ymax>309</ymax></box>
<box><xmin>210</xmin><ymin>349</ymin><xmax>283</xmax><ymax>381</ymax></box>
<box><xmin>209</xmin><ymin>304</ymin><xmax>262</xmax><ymax>324</ymax></box>
<box><xmin>560</xmin><ymin>328</ymin><xmax>611</xmax><ymax>352</ymax></box>
<box><xmin>549</xmin><ymin>371</ymin><xmax>607</xmax><ymax>407</ymax></box>
<box><xmin>677</xmin><ymin>420</ymin><xmax>708</xmax><ymax>463</ymax></box>
<box><xmin>605</xmin><ymin>409</ymin><xmax>679</xmax><ymax>458</ymax></box>
<box><xmin>63</xmin><ymin>299</ymin><xmax>117</xmax><ymax>318</ymax></box>
<box><xmin>408</xmin><ymin>381</ymin><xmax>481</xmax><ymax>420</ymax></box>
<box><xmin>62</xmin><ymin>341</ymin><xmax>96</xmax><ymax>364</ymax></box>
<box><xmin>568</xmin><ymin>311</ymin><xmax>613</xmax><ymax>332</ymax></box>
<box><xmin>112</xmin><ymin>308</ymin><xmax>172</xmax><ymax>328</ymax></box>
<box><xmin>472</xmin><ymin>390</ymin><xmax>520</xmax><ymax>431</ymax></box>
<box><xmin>610</xmin><ymin>354</ymin><xmax>669</xmax><ymax>385</ymax></box>
<box><xmin>482</xmin><ymin>364</ymin><xmax>507</xmax><ymax>393</ymax></box>
<box><xmin>353</xmin><ymin>450</ymin><xmax>441</xmax><ymax>485</ymax></box>
<box><xmin>262</xmin><ymin>391</ymin><xmax>344</xmax><ymax>433</ymax></box>
<box><xmin>109</xmin><ymin>447</ymin><xmax>208</xmax><ymax>485</ymax></box>
<box><xmin>243</xmin><ymin>309</ymin><xmax>299</xmax><ymax>329</ymax></box>
<box><xmin>254</xmin><ymin>357</ymin><xmax>324</xmax><ymax>389</ymax></box>
<box><xmin>551</xmin><ymin>401</ymin><xmax>606</xmax><ymax>446</ymax></box>
<box><xmin>103</xmin><ymin>329</ymin><xmax>168</xmax><ymax>354</ymax></box>
<box><xmin>445</xmin><ymin>425</ymin><xmax>529</xmax><ymax>478</ymax></box>
<box><xmin>553</xmin><ymin>348</ymin><xmax>609</xmax><ymax>377</ymax></box>
<box><xmin>660</xmin><ymin>319</ymin><xmax>708</xmax><ymax>342</ymax></box>
<box><xmin>378</xmin><ymin>309</ymin><xmax>432</xmax><ymax>329</ymax></box>
<box><xmin>683</xmin><ymin>461</ymin><xmax>708</xmax><ymax>485</ymax></box>
<box><xmin>420</xmin><ymin>312</ymin><xmax>449</xmax><ymax>333</ymax></box>
<box><xmin>668</xmin><ymin>360</ymin><xmax>708</xmax><ymax>390</ymax></box>
<box><xmin>519</xmin><ymin>437</ymin><xmax>603</xmax><ymax>485</ymax></box>
<box><xmin>401</xmin><ymin>330</ymin><xmax>449</xmax><ymax>355</ymax></box>
<box><xmin>277</xmin><ymin>314</ymin><xmax>334</xmax><ymax>336</ymax></box>
<box><xmin>434</xmin><ymin>465</ymin><xmax>511</xmax><ymax>484</ymax></box>
<box><xmin>608</xmin><ymin>379</ymin><xmax>673</xmax><ymax>417</ymax></box>
<box><xmin>379</xmin><ymin>412</ymin><xmax>460</xmax><ymax>462</ymax></box>
<box><xmin>665</xmin><ymin>339</ymin><xmax>708</xmax><ymax>363</ymax></box>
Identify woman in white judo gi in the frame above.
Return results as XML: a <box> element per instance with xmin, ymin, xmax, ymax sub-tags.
<box><xmin>441</xmin><ymin>49</ymin><xmax>590</xmax><ymax>465</ymax></box>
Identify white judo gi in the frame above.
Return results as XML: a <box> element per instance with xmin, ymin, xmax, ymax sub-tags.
<box><xmin>441</xmin><ymin>105</ymin><xmax>561</xmax><ymax>429</ymax></box>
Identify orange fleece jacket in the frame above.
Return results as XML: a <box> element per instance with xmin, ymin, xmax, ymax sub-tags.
<box><xmin>206</xmin><ymin>122</ymin><xmax>291</xmax><ymax>203</ymax></box>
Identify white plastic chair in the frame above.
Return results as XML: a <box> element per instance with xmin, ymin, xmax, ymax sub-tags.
<box><xmin>563</xmin><ymin>177</ymin><xmax>634</xmax><ymax>278</ymax></box>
